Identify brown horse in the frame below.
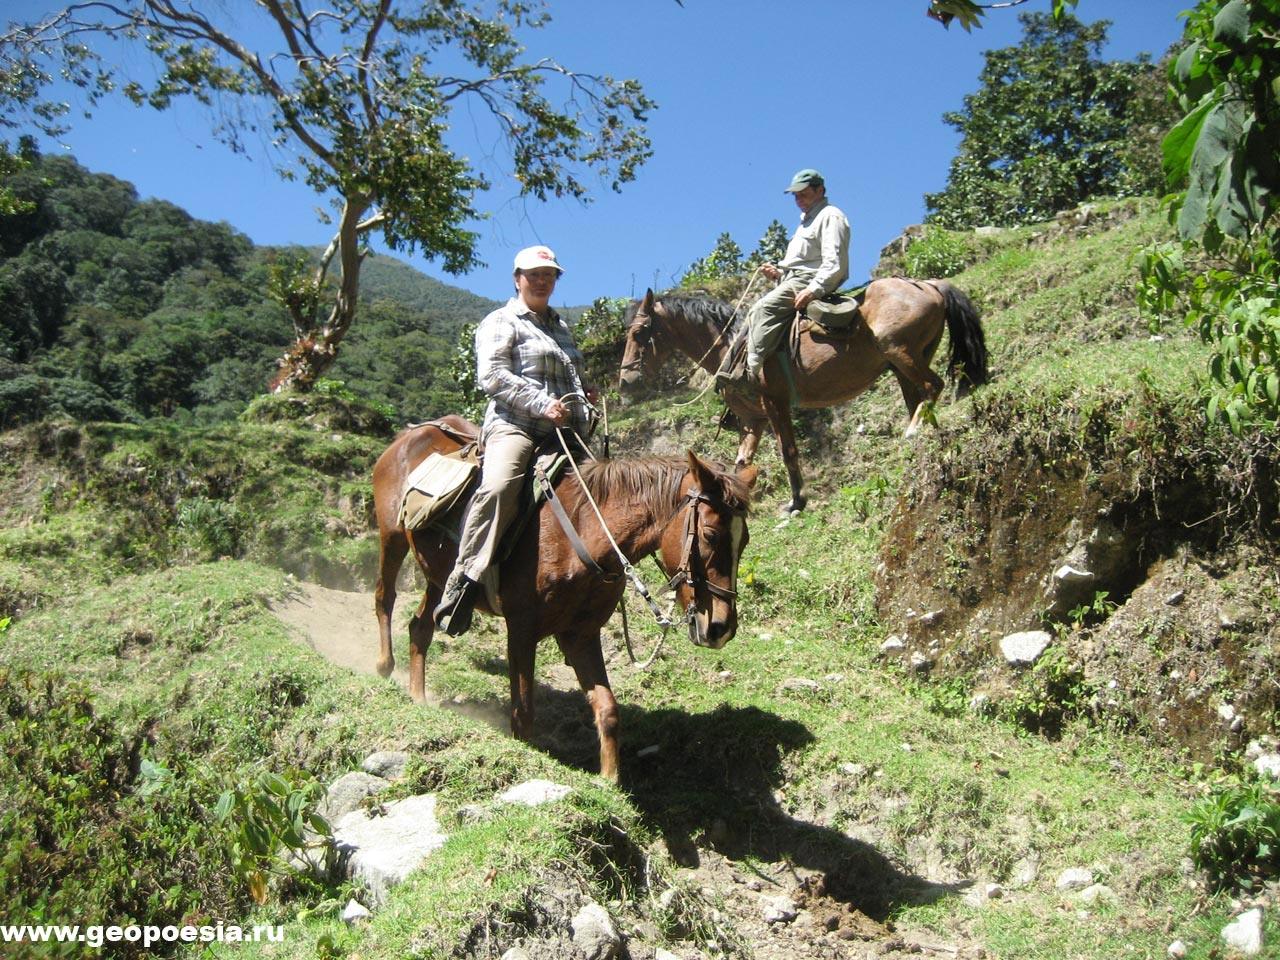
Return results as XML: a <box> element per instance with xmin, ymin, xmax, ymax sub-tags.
<box><xmin>372</xmin><ymin>415</ymin><xmax>758</xmax><ymax>781</ymax></box>
<box><xmin>617</xmin><ymin>278</ymin><xmax>988</xmax><ymax>514</ymax></box>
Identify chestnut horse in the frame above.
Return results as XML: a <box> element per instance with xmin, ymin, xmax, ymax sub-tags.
<box><xmin>372</xmin><ymin>415</ymin><xmax>758</xmax><ymax>781</ymax></box>
<box><xmin>617</xmin><ymin>279</ymin><xmax>987</xmax><ymax>514</ymax></box>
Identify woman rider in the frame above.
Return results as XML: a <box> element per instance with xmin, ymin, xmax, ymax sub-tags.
<box><xmin>434</xmin><ymin>245</ymin><xmax>597</xmax><ymax>636</ymax></box>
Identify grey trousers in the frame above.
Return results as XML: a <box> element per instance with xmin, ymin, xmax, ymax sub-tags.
<box><xmin>454</xmin><ymin>419</ymin><xmax>538</xmax><ymax>583</ymax></box>
<box><xmin>746</xmin><ymin>272</ymin><xmax>815</xmax><ymax>370</ymax></box>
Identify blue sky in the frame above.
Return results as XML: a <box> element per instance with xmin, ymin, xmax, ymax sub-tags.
<box><xmin>9</xmin><ymin>0</ymin><xmax>1192</xmax><ymax>308</ymax></box>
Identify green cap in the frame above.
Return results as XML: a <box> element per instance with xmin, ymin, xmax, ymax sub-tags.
<box><xmin>784</xmin><ymin>169</ymin><xmax>824</xmax><ymax>193</ymax></box>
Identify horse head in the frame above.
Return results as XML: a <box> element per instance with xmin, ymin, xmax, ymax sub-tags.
<box><xmin>618</xmin><ymin>289</ymin><xmax>662</xmax><ymax>396</ymax></box>
<box><xmin>661</xmin><ymin>451</ymin><xmax>758</xmax><ymax>650</ymax></box>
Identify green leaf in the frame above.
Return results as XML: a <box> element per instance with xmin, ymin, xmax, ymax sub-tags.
<box><xmin>1212</xmin><ymin>0</ymin><xmax>1250</xmax><ymax>47</ymax></box>
<box><xmin>1163</xmin><ymin>100</ymin><xmax>1210</xmax><ymax>185</ymax></box>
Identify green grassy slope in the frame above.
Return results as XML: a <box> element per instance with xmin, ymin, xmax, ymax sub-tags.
<box><xmin>1</xmin><ymin>200</ymin><xmax>1277</xmax><ymax>959</ymax></box>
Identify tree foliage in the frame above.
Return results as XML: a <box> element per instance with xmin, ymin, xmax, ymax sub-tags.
<box><xmin>680</xmin><ymin>220</ymin><xmax>789</xmax><ymax>289</ymax></box>
<box><xmin>927</xmin><ymin>0</ymin><xmax>1078</xmax><ymax>32</ymax></box>
<box><xmin>1162</xmin><ymin>0</ymin><xmax>1279</xmax><ymax>248</ymax></box>
<box><xmin>1140</xmin><ymin>0</ymin><xmax>1280</xmax><ymax>434</ymax></box>
<box><xmin>0</xmin><ymin>1</ymin><xmax>653</xmax><ymax>391</ymax></box>
<box><xmin>0</xmin><ymin>153</ymin><xmax>489</xmax><ymax>427</ymax></box>
<box><xmin>925</xmin><ymin>14</ymin><xmax>1177</xmax><ymax>229</ymax></box>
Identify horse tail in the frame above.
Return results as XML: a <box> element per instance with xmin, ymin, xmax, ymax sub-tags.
<box><xmin>938</xmin><ymin>281</ymin><xmax>989</xmax><ymax>396</ymax></box>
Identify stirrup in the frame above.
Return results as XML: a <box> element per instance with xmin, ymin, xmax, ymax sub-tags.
<box><xmin>434</xmin><ymin>578</ymin><xmax>477</xmax><ymax>636</ymax></box>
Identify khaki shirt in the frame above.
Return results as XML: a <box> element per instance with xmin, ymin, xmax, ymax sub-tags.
<box><xmin>779</xmin><ymin>197</ymin><xmax>850</xmax><ymax>296</ymax></box>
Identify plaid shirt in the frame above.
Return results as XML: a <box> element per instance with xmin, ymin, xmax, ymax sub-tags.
<box><xmin>476</xmin><ymin>297</ymin><xmax>588</xmax><ymax>439</ymax></box>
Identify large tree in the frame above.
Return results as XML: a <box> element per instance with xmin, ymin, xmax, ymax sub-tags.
<box><xmin>924</xmin><ymin>13</ymin><xmax>1168</xmax><ymax>229</ymax></box>
<box><xmin>0</xmin><ymin>1</ymin><xmax>653</xmax><ymax>391</ymax></box>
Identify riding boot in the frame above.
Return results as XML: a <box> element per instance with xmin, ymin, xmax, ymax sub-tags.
<box><xmin>714</xmin><ymin>340</ymin><xmax>754</xmax><ymax>393</ymax></box>
<box><xmin>434</xmin><ymin>571</ymin><xmax>478</xmax><ymax>636</ymax></box>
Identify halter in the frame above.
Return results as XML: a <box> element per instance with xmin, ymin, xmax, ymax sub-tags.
<box><xmin>617</xmin><ymin>309</ymin><xmax>653</xmax><ymax>375</ymax></box>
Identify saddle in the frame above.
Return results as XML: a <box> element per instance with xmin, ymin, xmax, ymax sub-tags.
<box><xmin>397</xmin><ymin>421</ymin><xmax>482</xmax><ymax>530</ymax></box>
<box><xmin>399</xmin><ymin>424</ymin><xmax>588</xmax><ymax>618</ymax></box>
<box><xmin>398</xmin><ymin>424</ymin><xmax>584</xmax><ymax>540</ymax></box>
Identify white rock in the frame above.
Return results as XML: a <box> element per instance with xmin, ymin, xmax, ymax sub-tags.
<box><xmin>1167</xmin><ymin>940</ymin><xmax>1187</xmax><ymax>959</ymax></box>
<box><xmin>361</xmin><ymin>750</ymin><xmax>410</xmax><ymax>779</ymax></box>
<box><xmin>880</xmin><ymin>636</ymin><xmax>907</xmax><ymax>653</ymax></box>
<box><xmin>1223</xmin><ymin>911</ymin><xmax>1264</xmax><ymax>957</ymax></box>
<box><xmin>778</xmin><ymin>677</ymin><xmax>821</xmax><ymax>691</ymax></box>
<box><xmin>1055</xmin><ymin>867</ymin><xmax>1094</xmax><ymax>891</ymax></box>
<box><xmin>762</xmin><ymin>894</ymin><xmax>798</xmax><ymax>925</ymax></box>
<box><xmin>496</xmin><ymin>779</ymin><xmax>572</xmax><ymax>807</ymax></box>
<box><xmin>333</xmin><ymin>794</ymin><xmax>447</xmax><ymax>906</ymax></box>
<box><xmin>1001</xmin><ymin>630</ymin><xmax>1052</xmax><ymax>666</ymax></box>
<box><xmin>1078</xmin><ymin>883</ymin><xmax>1115</xmax><ymax>904</ymax></box>
<box><xmin>571</xmin><ymin>902</ymin><xmax>621</xmax><ymax>960</ymax></box>
<box><xmin>1054</xmin><ymin>564</ymin><xmax>1095</xmax><ymax>583</ymax></box>
<box><xmin>1255</xmin><ymin>755</ymin><xmax>1280</xmax><ymax>780</ymax></box>
<box><xmin>1222</xmin><ymin>907</ymin><xmax>1264</xmax><ymax>955</ymax></box>
<box><xmin>341</xmin><ymin>899</ymin><xmax>372</xmax><ymax>924</ymax></box>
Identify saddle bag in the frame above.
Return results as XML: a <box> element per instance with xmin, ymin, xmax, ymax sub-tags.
<box><xmin>398</xmin><ymin>445</ymin><xmax>480</xmax><ymax>530</ymax></box>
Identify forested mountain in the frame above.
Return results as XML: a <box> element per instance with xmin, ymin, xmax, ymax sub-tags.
<box><xmin>0</xmin><ymin>154</ymin><xmax>502</xmax><ymax>427</ymax></box>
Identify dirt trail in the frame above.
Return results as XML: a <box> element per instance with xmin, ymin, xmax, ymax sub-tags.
<box><xmin>268</xmin><ymin>581</ymin><xmax>397</xmax><ymax>683</ymax></box>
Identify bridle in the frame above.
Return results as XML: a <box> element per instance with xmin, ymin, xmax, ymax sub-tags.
<box><xmin>618</xmin><ymin>307</ymin><xmax>655</xmax><ymax>376</ymax></box>
<box><xmin>661</xmin><ymin>485</ymin><xmax>740</xmax><ymax>605</ymax></box>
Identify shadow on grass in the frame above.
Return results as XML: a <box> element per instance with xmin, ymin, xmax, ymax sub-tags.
<box><xmin>510</xmin><ymin>676</ymin><xmax>966</xmax><ymax>922</ymax></box>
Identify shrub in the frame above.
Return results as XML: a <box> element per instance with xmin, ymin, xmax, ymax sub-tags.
<box><xmin>902</xmin><ymin>228</ymin><xmax>971</xmax><ymax>279</ymax></box>
<box><xmin>0</xmin><ymin>669</ymin><xmax>244</xmax><ymax>956</ymax></box>
<box><xmin>1186</xmin><ymin>778</ymin><xmax>1280</xmax><ymax>890</ymax></box>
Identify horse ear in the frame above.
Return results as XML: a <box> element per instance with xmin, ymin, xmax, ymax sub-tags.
<box><xmin>686</xmin><ymin>450</ymin><xmax>714</xmax><ymax>490</ymax></box>
<box><xmin>737</xmin><ymin>465</ymin><xmax>759</xmax><ymax>489</ymax></box>
<box><xmin>641</xmin><ymin>288</ymin><xmax>656</xmax><ymax>312</ymax></box>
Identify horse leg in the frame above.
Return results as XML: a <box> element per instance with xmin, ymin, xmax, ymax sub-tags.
<box><xmin>886</xmin><ymin>350</ymin><xmax>945</xmax><ymax>438</ymax></box>
<box><xmin>374</xmin><ymin>528</ymin><xmax>409</xmax><ymax>679</ymax></box>
<box><xmin>556</xmin><ymin>630</ymin><xmax>621</xmax><ymax>782</ymax></box>
<box><xmin>758</xmin><ymin>386</ymin><xmax>807</xmax><ymax>514</ymax></box>
<box><xmin>507</xmin><ymin>626</ymin><xmax>538</xmax><ymax>745</ymax></box>
<box><xmin>891</xmin><ymin>369</ymin><xmax>925</xmax><ymax>435</ymax></box>
<box><xmin>735</xmin><ymin>418</ymin><xmax>766</xmax><ymax>469</ymax></box>
<box><xmin>406</xmin><ymin>582</ymin><xmax>441</xmax><ymax>704</ymax></box>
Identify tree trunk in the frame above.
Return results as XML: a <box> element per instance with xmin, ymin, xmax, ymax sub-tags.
<box><xmin>270</xmin><ymin>196</ymin><xmax>374</xmax><ymax>393</ymax></box>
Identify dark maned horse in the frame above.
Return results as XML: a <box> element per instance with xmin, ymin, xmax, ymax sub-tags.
<box><xmin>618</xmin><ymin>278</ymin><xmax>988</xmax><ymax>514</ymax></box>
<box><xmin>372</xmin><ymin>415</ymin><xmax>758</xmax><ymax>781</ymax></box>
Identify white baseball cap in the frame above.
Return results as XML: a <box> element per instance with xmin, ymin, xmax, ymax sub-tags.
<box><xmin>513</xmin><ymin>245</ymin><xmax>564</xmax><ymax>273</ymax></box>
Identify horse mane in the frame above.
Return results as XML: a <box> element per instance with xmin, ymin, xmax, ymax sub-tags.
<box><xmin>658</xmin><ymin>293</ymin><xmax>742</xmax><ymax>335</ymax></box>
<box><xmin>574</xmin><ymin>456</ymin><xmax>752</xmax><ymax>514</ymax></box>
